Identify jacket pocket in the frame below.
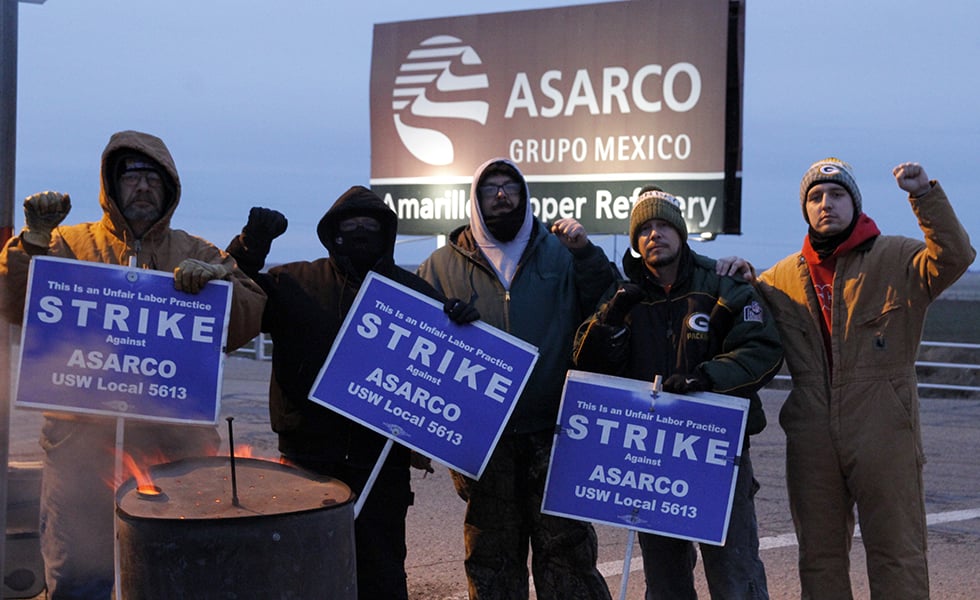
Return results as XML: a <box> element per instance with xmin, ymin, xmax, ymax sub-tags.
<box><xmin>852</xmin><ymin>301</ymin><xmax>905</xmax><ymax>367</ymax></box>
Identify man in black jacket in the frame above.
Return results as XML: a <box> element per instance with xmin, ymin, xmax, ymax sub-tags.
<box><xmin>574</xmin><ymin>186</ymin><xmax>783</xmax><ymax>600</ymax></box>
<box><xmin>227</xmin><ymin>185</ymin><xmax>476</xmax><ymax>600</ymax></box>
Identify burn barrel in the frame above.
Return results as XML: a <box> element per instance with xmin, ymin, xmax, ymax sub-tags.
<box><xmin>115</xmin><ymin>456</ymin><xmax>356</xmax><ymax>599</ymax></box>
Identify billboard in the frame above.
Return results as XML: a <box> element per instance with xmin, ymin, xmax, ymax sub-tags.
<box><xmin>369</xmin><ymin>0</ymin><xmax>744</xmax><ymax>237</ymax></box>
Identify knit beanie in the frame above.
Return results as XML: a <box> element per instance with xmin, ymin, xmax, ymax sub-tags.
<box><xmin>629</xmin><ymin>188</ymin><xmax>687</xmax><ymax>250</ymax></box>
<box><xmin>799</xmin><ymin>158</ymin><xmax>862</xmax><ymax>222</ymax></box>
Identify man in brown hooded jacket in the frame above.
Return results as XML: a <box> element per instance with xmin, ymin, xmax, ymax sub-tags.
<box><xmin>721</xmin><ymin>159</ymin><xmax>974</xmax><ymax>599</ymax></box>
<box><xmin>0</xmin><ymin>130</ymin><xmax>266</xmax><ymax>599</ymax></box>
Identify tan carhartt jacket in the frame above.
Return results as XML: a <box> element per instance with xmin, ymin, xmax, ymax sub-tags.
<box><xmin>757</xmin><ymin>182</ymin><xmax>974</xmax><ymax>444</ymax></box>
<box><xmin>0</xmin><ymin>130</ymin><xmax>265</xmax><ymax>351</ymax></box>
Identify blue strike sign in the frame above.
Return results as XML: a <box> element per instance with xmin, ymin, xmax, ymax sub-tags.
<box><xmin>15</xmin><ymin>256</ymin><xmax>232</xmax><ymax>424</ymax></box>
<box><xmin>309</xmin><ymin>272</ymin><xmax>538</xmax><ymax>479</ymax></box>
<box><xmin>542</xmin><ymin>370</ymin><xmax>749</xmax><ymax>545</ymax></box>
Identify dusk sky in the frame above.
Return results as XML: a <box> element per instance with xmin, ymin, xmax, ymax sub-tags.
<box><xmin>11</xmin><ymin>0</ymin><xmax>979</xmax><ymax>270</ymax></box>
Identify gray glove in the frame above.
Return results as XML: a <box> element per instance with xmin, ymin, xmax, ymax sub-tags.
<box><xmin>174</xmin><ymin>258</ymin><xmax>232</xmax><ymax>294</ymax></box>
<box><xmin>23</xmin><ymin>191</ymin><xmax>71</xmax><ymax>247</ymax></box>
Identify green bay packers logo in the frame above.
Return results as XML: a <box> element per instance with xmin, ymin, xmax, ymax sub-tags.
<box><xmin>687</xmin><ymin>312</ymin><xmax>710</xmax><ymax>332</ymax></box>
<box><xmin>686</xmin><ymin>312</ymin><xmax>710</xmax><ymax>340</ymax></box>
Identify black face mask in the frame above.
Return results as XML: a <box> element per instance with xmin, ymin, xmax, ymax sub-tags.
<box><xmin>333</xmin><ymin>230</ymin><xmax>386</xmax><ymax>276</ymax></box>
<box><xmin>483</xmin><ymin>206</ymin><xmax>526</xmax><ymax>242</ymax></box>
<box><xmin>807</xmin><ymin>213</ymin><xmax>859</xmax><ymax>259</ymax></box>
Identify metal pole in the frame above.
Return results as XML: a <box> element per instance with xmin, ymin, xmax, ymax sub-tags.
<box><xmin>1</xmin><ymin>0</ymin><xmax>18</xmax><ymax>243</ymax></box>
<box><xmin>1</xmin><ymin>0</ymin><xmax>20</xmax><ymax>583</ymax></box>
<box><xmin>2</xmin><ymin>0</ymin><xmax>47</xmax><ymax>585</ymax></box>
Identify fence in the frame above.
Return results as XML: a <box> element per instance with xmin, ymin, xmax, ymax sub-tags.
<box><xmin>770</xmin><ymin>340</ymin><xmax>980</xmax><ymax>395</ymax></box>
<box><xmin>231</xmin><ymin>333</ymin><xmax>273</xmax><ymax>361</ymax></box>
<box><xmin>234</xmin><ymin>336</ymin><xmax>980</xmax><ymax>395</ymax></box>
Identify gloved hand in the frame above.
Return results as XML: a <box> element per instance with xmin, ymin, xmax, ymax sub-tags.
<box><xmin>241</xmin><ymin>206</ymin><xmax>288</xmax><ymax>250</ymax></box>
<box><xmin>444</xmin><ymin>297</ymin><xmax>480</xmax><ymax>324</ymax></box>
<box><xmin>600</xmin><ymin>283</ymin><xmax>644</xmax><ymax>327</ymax></box>
<box><xmin>174</xmin><ymin>258</ymin><xmax>232</xmax><ymax>294</ymax></box>
<box><xmin>662</xmin><ymin>372</ymin><xmax>710</xmax><ymax>394</ymax></box>
<box><xmin>23</xmin><ymin>191</ymin><xmax>72</xmax><ymax>247</ymax></box>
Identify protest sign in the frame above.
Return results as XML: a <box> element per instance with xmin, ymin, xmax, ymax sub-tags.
<box><xmin>309</xmin><ymin>272</ymin><xmax>538</xmax><ymax>479</ymax></box>
<box><xmin>542</xmin><ymin>370</ymin><xmax>748</xmax><ymax>545</ymax></box>
<box><xmin>15</xmin><ymin>256</ymin><xmax>231</xmax><ymax>425</ymax></box>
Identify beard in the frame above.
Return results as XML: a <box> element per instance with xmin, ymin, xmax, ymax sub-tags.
<box><xmin>121</xmin><ymin>192</ymin><xmax>164</xmax><ymax>232</ymax></box>
<box><xmin>643</xmin><ymin>246</ymin><xmax>681</xmax><ymax>269</ymax></box>
<box><xmin>483</xmin><ymin>208</ymin><xmax>526</xmax><ymax>242</ymax></box>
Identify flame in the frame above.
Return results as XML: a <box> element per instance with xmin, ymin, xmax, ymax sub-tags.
<box><xmin>233</xmin><ymin>444</ymin><xmax>254</xmax><ymax>458</ymax></box>
<box><xmin>107</xmin><ymin>439</ymin><xmax>284</xmax><ymax>493</ymax></box>
<box><xmin>123</xmin><ymin>452</ymin><xmax>157</xmax><ymax>492</ymax></box>
<box><xmin>108</xmin><ymin>448</ymin><xmax>170</xmax><ymax>491</ymax></box>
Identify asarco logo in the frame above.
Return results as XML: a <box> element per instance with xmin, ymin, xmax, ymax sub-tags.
<box><xmin>392</xmin><ymin>35</ymin><xmax>489</xmax><ymax>166</ymax></box>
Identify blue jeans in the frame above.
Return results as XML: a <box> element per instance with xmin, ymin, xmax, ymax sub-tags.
<box><xmin>638</xmin><ymin>450</ymin><xmax>769</xmax><ymax>600</ymax></box>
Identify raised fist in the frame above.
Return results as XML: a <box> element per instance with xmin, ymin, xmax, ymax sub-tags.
<box><xmin>23</xmin><ymin>191</ymin><xmax>72</xmax><ymax>247</ymax></box>
<box><xmin>242</xmin><ymin>207</ymin><xmax>288</xmax><ymax>248</ymax></box>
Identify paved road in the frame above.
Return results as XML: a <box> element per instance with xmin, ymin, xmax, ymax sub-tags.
<box><xmin>8</xmin><ymin>356</ymin><xmax>980</xmax><ymax>598</ymax></box>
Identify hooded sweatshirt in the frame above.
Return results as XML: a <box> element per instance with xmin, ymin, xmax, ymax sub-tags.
<box><xmin>418</xmin><ymin>159</ymin><xmax>616</xmax><ymax>434</ymax></box>
<box><xmin>470</xmin><ymin>159</ymin><xmax>534</xmax><ymax>287</ymax></box>
<box><xmin>227</xmin><ymin>186</ymin><xmax>446</xmax><ymax>465</ymax></box>
<box><xmin>0</xmin><ymin>130</ymin><xmax>265</xmax><ymax>351</ymax></box>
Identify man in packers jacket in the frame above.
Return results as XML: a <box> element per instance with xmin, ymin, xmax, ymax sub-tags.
<box><xmin>226</xmin><ymin>186</ymin><xmax>477</xmax><ymax>600</ymax></box>
<box><xmin>573</xmin><ymin>186</ymin><xmax>783</xmax><ymax>600</ymax></box>
<box><xmin>0</xmin><ymin>130</ymin><xmax>266</xmax><ymax>599</ymax></box>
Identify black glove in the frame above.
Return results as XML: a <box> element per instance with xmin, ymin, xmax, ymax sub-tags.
<box><xmin>662</xmin><ymin>372</ymin><xmax>710</xmax><ymax>394</ymax></box>
<box><xmin>242</xmin><ymin>207</ymin><xmax>288</xmax><ymax>250</ymax></box>
<box><xmin>444</xmin><ymin>298</ymin><xmax>480</xmax><ymax>324</ymax></box>
<box><xmin>600</xmin><ymin>283</ymin><xmax>644</xmax><ymax>327</ymax></box>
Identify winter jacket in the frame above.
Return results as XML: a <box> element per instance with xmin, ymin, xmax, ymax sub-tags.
<box><xmin>417</xmin><ymin>159</ymin><xmax>616</xmax><ymax>435</ymax></box>
<box><xmin>0</xmin><ymin>130</ymin><xmax>265</xmax><ymax>351</ymax></box>
<box><xmin>227</xmin><ymin>188</ymin><xmax>446</xmax><ymax>466</ymax></box>
<box><xmin>758</xmin><ymin>182</ymin><xmax>975</xmax><ymax>438</ymax></box>
<box><xmin>574</xmin><ymin>246</ymin><xmax>783</xmax><ymax>438</ymax></box>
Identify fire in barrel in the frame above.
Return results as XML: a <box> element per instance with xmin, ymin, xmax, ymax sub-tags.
<box><xmin>115</xmin><ymin>455</ymin><xmax>356</xmax><ymax>598</ymax></box>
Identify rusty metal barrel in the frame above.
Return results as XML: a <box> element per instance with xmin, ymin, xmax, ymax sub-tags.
<box><xmin>115</xmin><ymin>456</ymin><xmax>356</xmax><ymax>599</ymax></box>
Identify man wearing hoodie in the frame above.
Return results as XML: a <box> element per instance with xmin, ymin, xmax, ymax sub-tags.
<box><xmin>226</xmin><ymin>186</ymin><xmax>478</xmax><ymax>600</ymax></box>
<box><xmin>417</xmin><ymin>158</ymin><xmax>615</xmax><ymax>599</ymax></box>
<box><xmin>0</xmin><ymin>130</ymin><xmax>266</xmax><ymax>599</ymax></box>
<box><xmin>719</xmin><ymin>160</ymin><xmax>975</xmax><ymax>599</ymax></box>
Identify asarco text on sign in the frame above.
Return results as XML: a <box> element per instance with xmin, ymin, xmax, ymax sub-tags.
<box><xmin>543</xmin><ymin>370</ymin><xmax>749</xmax><ymax>545</ymax></box>
<box><xmin>309</xmin><ymin>272</ymin><xmax>538</xmax><ymax>479</ymax></box>
<box><xmin>15</xmin><ymin>256</ymin><xmax>232</xmax><ymax>425</ymax></box>
<box><xmin>369</xmin><ymin>0</ymin><xmax>744</xmax><ymax>237</ymax></box>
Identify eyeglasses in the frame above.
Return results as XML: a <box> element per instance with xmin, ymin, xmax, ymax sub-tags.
<box><xmin>339</xmin><ymin>217</ymin><xmax>381</xmax><ymax>233</ymax></box>
<box><xmin>120</xmin><ymin>171</ymin><xmax>163</xmax><ymax>189</ymax></box>
<box><xmin>478</xmin><ymin>182</ymin><xmax>522</xmax><ymax>199</ymax></box>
